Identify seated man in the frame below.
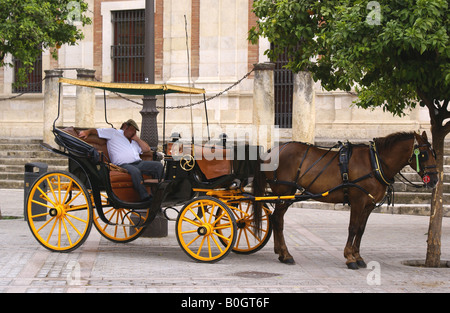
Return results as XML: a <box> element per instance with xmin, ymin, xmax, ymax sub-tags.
<box><xmin>79</xmin><ymin>119</ymin><xmax>163</xmax><ymax>201</ymax></box>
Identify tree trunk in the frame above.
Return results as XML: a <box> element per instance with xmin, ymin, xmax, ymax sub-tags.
<box><xmin>425</xmin><ymin>130</ymin><xmax>445</xmax><ymax>267</ymax></box>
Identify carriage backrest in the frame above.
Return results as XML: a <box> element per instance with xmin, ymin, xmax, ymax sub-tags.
<box><xmin>57</xmin><ymin>127</ymin><xmax>109</xmax><ymax>160</ymax></box>
<box><xmin>194</xmin><ymin>145</ymin><xmax>233</xmax><ymax>180</ymax></box>
<box><xmin>56</xmin><ymin>127</ymin><xmax>153</xmax><ymax>162</ymax></box>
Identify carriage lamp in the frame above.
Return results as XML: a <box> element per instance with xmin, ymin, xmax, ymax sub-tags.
<box><xmin>170</xmin><ymin>132</ymin><xmax>181</xmax><ymax>142</ymax></box>
<box><xmin>219</xmin><ymin>133</ymin><xmax>228</xmax><ymax>147</ymax></box>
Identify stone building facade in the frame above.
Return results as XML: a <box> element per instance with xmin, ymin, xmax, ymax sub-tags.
<box><xmin>0</xmin><ymin>0</ymin><xmax>431</xmax><ymax>144</ymax></box>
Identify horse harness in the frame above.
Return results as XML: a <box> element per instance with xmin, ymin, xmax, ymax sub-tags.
<box><xmin>268</xmin><ymin>136</ymin><xmax>438</xmax><ymax>207</ymax></box>
<box><xmin>267</xmin><ymin>140</ymin><xmax>402</xmax><ymax>207</ymax></box>
<box><xmin>408</xmin><ymin>137</ymin><xmax>438</xmax><ymax>184</ymax></box>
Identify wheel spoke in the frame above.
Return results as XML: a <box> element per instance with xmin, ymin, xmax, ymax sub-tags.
<box><xmin>62</xmin><ymin>218</ymin><xmax>73</xmax><ymax>246</ymax></box>
<box><xmin>45</xmin><ymin>217</ymin><xmax>58</xmax><ymax>244</ymax></box>
<box><xmin>36</xmin><ymin>186</ymin><xmax>57</xmax><ymax>207</ymax></box>
<box><xmin>181</xmin><ymin>216</ymin><xmax>201</xmax><ymax>227</ymax></box>
<box><xmin>93</xmin><ymin>192</ymin><xmax>150</xmax><ymax>243</ymax></box>
<box><xmin>64</xmin><ymin>215</ymin><xmax>83</xmax><ymax>237</ymax></box>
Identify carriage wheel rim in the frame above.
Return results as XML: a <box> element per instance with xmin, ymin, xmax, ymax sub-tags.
<box><xmin>26</xmin><ymin>172</ymin><xmax>92</xmax><ymax>252</ymax></box>
<box><xmin>176</xmin><ymin>197</ymin><xmax>236</xmax><ymax>262</ymax></box>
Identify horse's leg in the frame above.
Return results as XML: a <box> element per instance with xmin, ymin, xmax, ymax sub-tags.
<box><xmin>272</xmin><ymin>203</ymin><xmax>295</xmax><ymax>264</ymax></box>
<box><xmin>344</xmin><ymin>206</ymin><xmax>360</xmax><ymax>270</ymax></box>
<box><xmin>352</xmin><ymin>205</ymin><xmax>374</xmax><ymax>268</ymax></box>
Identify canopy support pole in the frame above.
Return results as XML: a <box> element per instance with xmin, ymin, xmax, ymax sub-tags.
<box><xmin>141</xmin><ymin>0</ymin><xmax>159</xmax><ymax>149</ymax></box>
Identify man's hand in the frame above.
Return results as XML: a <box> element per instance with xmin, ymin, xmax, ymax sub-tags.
<box><xmin>78</xmin><ymin>129</ymin><xmax>97</xmax><ymax>139</ymax></box>
<box><xmin>132</xmin><ymin>134</ymin><xmax>151</xmax><ymax>153</ymax></box>
<box><xmin>79</xmin><ymin>131</ymin><xmax>89</xmax><ymax>139</ymax></box>
<box><xmin>131</xmin><ymin>133</ymin><xmax>140</xmax><ymax>142</ymax></box>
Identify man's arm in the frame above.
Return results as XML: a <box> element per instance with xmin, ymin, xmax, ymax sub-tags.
<box><xmin>132</xmin><ymin>134</ymin><xmax>151</xmax><ymax>154</ymax></box>
<box><xmin>79</xmin><ymin>128</ymin><xmax>98</xmax><ymax>139</ymax></box>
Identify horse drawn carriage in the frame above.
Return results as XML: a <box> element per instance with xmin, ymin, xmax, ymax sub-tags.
<box><xmin>25</xmin><ymin>78</ymin><xmax>439</xmax><ymax>268</ymax></box>
<box><xmin>25</xmin><ymin>78</ymin><xmax>272</xmax><ymax>263</ymax></box>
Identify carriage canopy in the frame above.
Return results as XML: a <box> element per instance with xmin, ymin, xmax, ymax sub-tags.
<box><xmin>58</xmin><ymin>78</ymin><xmax>206</xmax><ymax>96</ymax></box>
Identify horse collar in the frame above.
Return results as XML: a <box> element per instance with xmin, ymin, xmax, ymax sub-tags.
<box><xmin>369</xmin><ymin>141</ymin><xmax>395</xmax><ymax>186</ymax></box>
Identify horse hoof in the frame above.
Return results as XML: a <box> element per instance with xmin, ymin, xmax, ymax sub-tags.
<box><xmin>356</xmin><ymin>260</ymin><xmax>367</xmax><ymax>268</ymax></box>
<box><xmin>346</xmin><ymin>262</ymin><xmax>359</xmax><ymax>270</ymax></box>
<box><xmin>279</xmin><ymin>256</ymin><xmax>296</xmax><ymax>265</ymax></box>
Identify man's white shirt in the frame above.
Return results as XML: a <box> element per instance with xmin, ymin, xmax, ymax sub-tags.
<box><xmin>97</xmin><ymin>128</ymin><xmax>142</xmax><ymax>166</ymax></box>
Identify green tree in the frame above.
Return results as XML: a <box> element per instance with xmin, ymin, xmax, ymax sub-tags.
<box><xmin>0</xmin><ymin>0</ymin><xmax>91</xmax><ymax>86</ymax></box>
<box><xmin>250</xmin><ymin>0</ymin><xmax>449</xmax><ymax>267</ymax></box>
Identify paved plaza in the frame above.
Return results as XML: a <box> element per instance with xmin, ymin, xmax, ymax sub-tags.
<box><xmin>0</xmin><ymin>189</ymin><xmax>449</xmax><ymax>295</ymax></box>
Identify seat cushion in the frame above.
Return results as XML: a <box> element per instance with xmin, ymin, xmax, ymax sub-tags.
<box><xmin>109</xmin><ymin>171</ymin><xmax>152</xmax><ymax>202</ymax></box>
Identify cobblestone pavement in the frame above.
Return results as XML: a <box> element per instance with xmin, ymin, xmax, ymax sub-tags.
<box><xmin>0</xmin><ymin>189</ymin><xmax>449</xmax><ymax>295</ymax></box>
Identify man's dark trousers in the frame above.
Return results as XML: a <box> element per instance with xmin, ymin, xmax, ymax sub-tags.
<box><xmin>121</xmin><ymin>160</ymin><xmax>164</xmax><ymax>200</ymax></box>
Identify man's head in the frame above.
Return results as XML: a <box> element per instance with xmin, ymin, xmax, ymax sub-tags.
<box><xmin>121</xmin><ymin>119</ymin><xmax>140</xmax><ymax>139</ymax></box>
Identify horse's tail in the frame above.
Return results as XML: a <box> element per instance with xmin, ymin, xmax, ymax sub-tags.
<box><xmin>251</xmin><ymin>157</ymin><xmax>267</xmax><ymax>237</ymax></box>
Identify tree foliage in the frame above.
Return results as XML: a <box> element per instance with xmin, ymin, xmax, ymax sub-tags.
<box><xmin>0</xmin><ymin>0</ymin><xmax>91</xmax><ymax>85</ymax></box>
<box><xmin>249</xmin><ymin>0</ymin><xmax>449</xmax><ymax>117</ymax></box>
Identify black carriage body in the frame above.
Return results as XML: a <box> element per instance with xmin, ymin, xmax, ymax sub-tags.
<box><xmin>28</xmin><ymin>77</ymin><xmax>276</xmax><ymax>260</ymax></box>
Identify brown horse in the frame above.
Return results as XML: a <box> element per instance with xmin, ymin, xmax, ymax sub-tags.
<box><xmin>252</xmin><ymin>131</ymin><xmax>438</xmax><ymax>269</ymax></box>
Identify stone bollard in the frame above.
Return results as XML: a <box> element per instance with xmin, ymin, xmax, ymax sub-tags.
<box><xmin>75</xmin><ymin>69</ymin><xmax>96</xmax><ymax>128</ymax></box>
<box><xmin>43</xmin><ymin>70</ymin><xmax>64</xmax><ymax>145</ymax></box>
<box><xmin>292</xmin><ymin>71</ymin><xmax>315</xmax><ymax>144</ymax></box>
<box><xmin>252</xmin><ymin>63</ymin><xmax>275</xmax><ymax>151</ymax></box>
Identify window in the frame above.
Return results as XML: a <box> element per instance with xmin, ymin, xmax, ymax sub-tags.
<box><xmin>111</xmin><ymin>9</ymin><xmax>145</xmax><ymax>83</ymax></box>
<box><xmin>272</xmin><ymin>44</ymin><xmax>294</xmax><ymax>129</ymax></box>
<box><xmin>13</xmin><ymin>54</ymin><xmax>43</xmax><ymax>93</ymax></box>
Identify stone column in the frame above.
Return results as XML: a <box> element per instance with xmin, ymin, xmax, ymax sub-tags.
<box><xmin>252</xmin><ymin>63</ymin><xmax>275</xmax><ymax>150</ymax></box>
<box><xmin>292</xmin><ymin>71</ymin><xmax>315</xmax><ymax>144</ymax></box>
<box><xmin>75</xmin><ymin>69</ymin><xmax>96</xmax><ymax>128</ymax></box>
<box><xmin>43</xmin><ymin>70</ymin><xmax>64</xmax><ymax>145</ymax></box>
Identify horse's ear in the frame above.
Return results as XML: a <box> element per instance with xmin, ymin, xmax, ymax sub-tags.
<box><xmin>421</xmin><ymin>131</ymin><xmax>428</xmax><ymax>141</ymax></box>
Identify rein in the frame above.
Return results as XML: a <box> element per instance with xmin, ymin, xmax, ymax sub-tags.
<box><xmin>369</xmin><ymin>141</ymin><xmax>395</xmax><ymax>186</ymax></box>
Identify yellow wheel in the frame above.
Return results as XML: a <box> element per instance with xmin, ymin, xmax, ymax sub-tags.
<box><xmin>176</xmin><ymin>196</ymin><xmax>236</xmax><ymax>263</ymax></box>
<box><xmin>93</xmin><ymin>193</ymin><xmax>149</xmax><ymax>243</ymax></box>
<box><xmin>26</xmin><ymin>171</ymin><xmax>93</xmax><ymax>252</ymax></box>
<box><xmin>227</xmin><ymin>200</ymin><xmax>272</xmax><ymax>254</ymax></box>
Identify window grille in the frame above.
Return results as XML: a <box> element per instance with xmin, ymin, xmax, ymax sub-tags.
<box><xmin>111</xmin><ymin>9</ymin><xmax>145</xmax><ymax>83</ymax></box>
<box><xmin>273</xmin><ymin>50</ymin><xmax>293</xmax><ymax>129</ymax></box>
<box><xmin>13</xmin><ymin>54</ymin><xmax>43</xmax><ymax>93</ymax></box>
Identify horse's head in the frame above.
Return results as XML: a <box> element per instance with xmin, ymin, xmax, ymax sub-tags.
<box><xmin>408</xmin><ymin>131</ymin><xmax>439</xmax><ymax>188</ymax></box>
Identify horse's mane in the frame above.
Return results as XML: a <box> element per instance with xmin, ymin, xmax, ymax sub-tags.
<box><xmin>374</xmin><ymin>132</ymin><xmax>414</xmax><ymax>152</ymax></box>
